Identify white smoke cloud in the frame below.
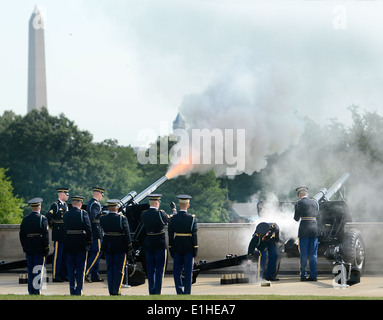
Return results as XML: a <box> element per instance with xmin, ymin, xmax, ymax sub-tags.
<box><xmin>177</xmin><ymin>56</ymin><xmax>305</xmax><ymax>177</ymax></box>
<box><xmin>255</xmin><ymin>193</ymin><xmax>299</xmax><ymax>241</ymax></box>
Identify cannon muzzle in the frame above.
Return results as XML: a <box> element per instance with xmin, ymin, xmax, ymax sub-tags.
<box><xmin>118</xmin><ymin>175</ymin><xmax>168</xmax><ymax>209</ymax></box>
<box><xmin>313</xmin><ymin>173</ymin><xmax>350</xmax><ymax>203</ymax></box>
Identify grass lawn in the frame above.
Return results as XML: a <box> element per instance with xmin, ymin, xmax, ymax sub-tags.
<box><xmin>0</xmin><ymin>294</ymin><xmax>382</xmax><ymax>300</ymax></box>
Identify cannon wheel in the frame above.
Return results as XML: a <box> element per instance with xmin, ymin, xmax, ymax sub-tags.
<box><xmin>340</xmin><ymin>228</ymin><xmax>366</xmax><ymax>273</ymax></box>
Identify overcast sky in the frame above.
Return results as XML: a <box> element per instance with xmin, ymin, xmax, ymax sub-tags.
<box><xmin>2</xmin><ymin>1</ymin><xmax>383</xmax><ymax>147</ymax></box>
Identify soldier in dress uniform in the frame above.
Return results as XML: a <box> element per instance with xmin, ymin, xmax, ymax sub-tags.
<box><xmin>100</xmin><ymin>199</ymin><xmax>132</xmax><ymax>295</ymax></box>
<box><xmin>294</xmin><ymin>187</ymin><xmax>320</xmax><ymax>281</ymax></box>
<box><xmin>247</xmin><ymin>222</ymin><xmax>280</xmax><ymax>281</ymax></box>
<box><xmin>168</xmin><ymin>194</ymin><xmax>198</xmax><ymax>295</ymax></box>
<box><xmin>19</xmin><ymin>198</ymin><xmax>49</xmax><ymax>295</ymax></box>
<box><xmin>85</xmin><ymin>187</ymin><xmax>104</xmax><ymax>282</ymax></box>
<box><xmin>63</xmin><ymin>196</ymin><xmax>92</xmax><ymax>295</ymax></box>
<box><xmin>46</xmin><ymin>187</ymin><xmax>69</xmax><ymax>282</ymax></box>
<box><xmin>141</xmin><ymin>193</ymin><xmax>170</xmax><ymax>295</ymax></box>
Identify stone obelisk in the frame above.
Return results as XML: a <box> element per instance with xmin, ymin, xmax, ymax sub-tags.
<box><xmin>27</xmin><ymin>5</ymin><xmax>47</xmax><ymax>112</ymax></box>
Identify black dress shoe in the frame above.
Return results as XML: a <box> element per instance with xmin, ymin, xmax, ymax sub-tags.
<box><xmin>306</xmin><ymin>277</ymin><xmax>317</xmax><ymax>281</ymax></box>
<box><xmin>91</xmin><ymin>277</ymin><xmax>104</xmax><ymax>282</ymax></box>
<box><xmin>265</xmin><ymin>277</ymin><xmax>279</xmax><ymax>281</ymax></box>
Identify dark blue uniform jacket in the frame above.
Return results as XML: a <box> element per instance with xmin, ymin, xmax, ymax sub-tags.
<box><xmin>141</xmin><ymin>207</ymin><xmax>169</xmax><ymax>252</ymax></box>
<box><xmin>46</xmin><ymin>200</ymin><xmax>68</xmax><ymax>242</ymax></box>
<box><xmin>19</xmin><ymin>211</ymin><xmax>49</xmax><ymax>256</ymax></box>
<box><xmin>63</xmin><ymin>207</ymin><xmax>92</xmax><ymax>253</ymax></box>
<box><xmin>87</xmin><ymin>198</ymin><xmax>103</xmax><ymax>240</ymax></box>
<box><xmin>294</xmin><ymin>197</ymin><xmax>319</xmax><ymax>238</ymax></box>
<box><xmin>247</xmin><ymin>222</ymin><xmax>279</xmax><ymax>254</ymax></box>
<box><xmin>100</xmin><ymin>212</ymin><xmax>132</xmax><ymax>254</ymax></box>
<box><xmin>168</xmin><ymin>211</ymin><xmax>198</xmax><ymax>257</ymax></box>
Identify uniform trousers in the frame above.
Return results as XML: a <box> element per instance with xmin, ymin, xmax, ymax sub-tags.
<box><xmin>26</xmin><ymin>254</ymin><xmax>46</xmax><ymax>295</ymax></box>
<box><xmin>173</xmin><ymin>252</ymin><xmax>194</xmax><ymax>294</ymax></box>
<box><xmin>299</xmin><ymin>237</ymin><xmax>318</xmax><ymax>279</ymax></box>
<box><xmin>145</xmin><ymin>249</ymin><xmax>167</xmax><ymax>295</ymax></box>
<box><xmin>105</xmin><ymin>253</ymin><xmax>127</xmax><ymax>295</ymax></box>
<box><xmin>52</xmin><ymin>241</ymin><xmax>67</xmax><ymax>280</ymax></box>
<box><xmin>66</xmin><ymin>251</ymin><xmax>87</xmax><ymax>295</ymax></box>
<box><xmin>258</xmin><ymin>244</ymin><xmax>278</xmax><ymax>280</ymax></box>
<box><xmin>86</xmin><ymin>239</ymin><xmax>101</xmax><ymax>280</ymax></box>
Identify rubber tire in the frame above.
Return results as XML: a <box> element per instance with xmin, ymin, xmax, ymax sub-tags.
<box><xmin>340</xmin><ymin>228</ymin><xmax>366</xmax><ymax>274</ymax></box>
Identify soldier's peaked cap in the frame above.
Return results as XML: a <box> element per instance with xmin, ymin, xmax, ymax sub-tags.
<box><xmin>57</xmin><ymin>187</ymin><xmax>70</xmax><ymax>193</ymax></box>
<box><xmin>148</xmin><ymin>193</ymin><xmax>162</xmax><ymax>201</ymax></box>
<box><xmin>177</xmin><ymin>194</ymin><xmax>192</xmax><ymax>203</ymax></box>
<box><xmin>255</xmin><ymin>222</ymin><xmax>270</xmax><ymax>236</ymax></box>
<box><xmin>71</xmin><ymin>196</ymin><xmax>85</xmax><ymax>202</ymax></box>
<box><xmin>28</xmin><ymin>197</ymin><xmax>43</xmax><ymax>207</ymax></box>
<box><xmin>93</xmin><ymin>187</ymin><xmax>105</xmax><ymax>193</ymax></box>
<box><xmin>296</xmin><ymin>187</ymin><xmax>308</xmax><ymax>194</ymax></box>
<box><xmin>107</xmin><ymin>199</ymin><xmax>120</xmax><ymax>206</ymax></box>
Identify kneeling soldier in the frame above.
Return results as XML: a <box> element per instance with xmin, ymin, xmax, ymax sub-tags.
<box><xmin>19</xmin><ymin>198</ymin><xmax>49</xmax><ymax>295</ymax></box>
<box><xmin>100</xmin><ymin>199</ymin><xmax>132</xmax><ymax>295</ymax></box>
<box><xmin>168</xmin><ymin>194</ymin><xmax>198</xmax><ymax>295</ymax></box>
<box><xmin>248</xmin><ymin>222</ymin><xmax>280</xmax><ymax>281</ymax></box>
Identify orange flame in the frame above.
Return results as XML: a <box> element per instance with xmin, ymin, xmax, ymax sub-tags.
<box><xmin>165</xmin><ymin>155</ymin><xmax>194</xmax><ymax>179</ymax></box>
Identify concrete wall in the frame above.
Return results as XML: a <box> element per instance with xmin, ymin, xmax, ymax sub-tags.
<box><xmin>1</xmin><ymin>222</ymin><xmax>382</xmax><ymax>273</ymax></box>
<box><xmin>0</xmin><ymin>223</ymin><xmax>254</xmax><ymax>267</ymax></box>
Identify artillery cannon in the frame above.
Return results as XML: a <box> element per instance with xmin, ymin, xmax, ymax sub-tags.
<box><xmin>114</xmin><ymin>175</ymin><xmax>169</xmax><ymax>285</ymax></box>
<box><xmin>116</xmin><ymin>175</ymin><xmax>168</xmax><ymax>254</ymax></box>
<box><xmin>284</xmin><ymin>173</ymin><xmax>365</xmax><ymax>273</ymax></box>
<box><xmin>193</xmin><ymin>173</ymin><xmax>365</xmax><ymax>282</ymax></box>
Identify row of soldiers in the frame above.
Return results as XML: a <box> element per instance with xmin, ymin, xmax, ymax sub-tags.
<box><xmin>19</xmin><ymin>187</ymin><xmax>198</xmax><ymax>296</ymax></box>
<box><xmin>44</xmin><ymin>187</ymin><xmax>106</xmax><ymax>284</ymax></box>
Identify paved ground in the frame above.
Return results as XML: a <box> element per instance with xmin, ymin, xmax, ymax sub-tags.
<box><xmin>1</xmin><ymin>272</ymin><xmax>383</xmax><ymax>298</ymax></box>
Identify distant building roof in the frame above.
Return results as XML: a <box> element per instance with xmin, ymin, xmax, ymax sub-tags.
<box><xmin>173</xmin><ymin>112</ymin><xmax>185</xmax><ymax>131</ymax></box>
<box><xmin>232</xmin><ymin>202</ymin><xmax>258</xmax><ymax>218</ymax></box>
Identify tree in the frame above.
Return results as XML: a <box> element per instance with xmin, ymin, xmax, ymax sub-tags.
<box><xmin>0</xmin><ymin>168</ymin><xmax>24</xmax><ymax>224</ymax></box>
<box><xmin>0</xmin><ymin>108</ymin><xmax>94</xmax><ymax>210</ymax></box>
<box><xmin>90</xmin><ymin>139</ymin><xmax>142</xmax><ymax>201</ymax></box>
<box><xmin>0</xmin><ymin>110</ymin><xmax>21</xmax><ymax>133</ymax></box>
<box><xmin>0</xmin><ymin>108</ymin><xmax>142</xmax><ymax>214</ymax></box>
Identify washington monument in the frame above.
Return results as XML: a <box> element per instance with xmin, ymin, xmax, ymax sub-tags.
<box><xmin>27</xmin><ymin>6</ymin><xmax>47</xmax><ymax>112</ymax></box>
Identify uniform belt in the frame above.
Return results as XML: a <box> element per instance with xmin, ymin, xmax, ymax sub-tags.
<box><xmin>147</xmin><ymin>230</ymin><xmax>165</xmax><ymax>236</ymax></box>
<box><xmin>53</xmin><ymin>220</ymin><xmax>64</xmax><ymax>223</ymax></box>
<box><xmin>67</xmin><ymin>230</ymin><xmax>85</xmax><ymax>235</ymax></box>
<box><xmin>92</xmin><ymin>219</ymin><xmax>100</xmax><ymax>223</ymax></box>
<box><xmin>301</xmin><ymin>217</ymin><xmax>316</xmax><ymax>221</ymax></box>
<box><xmin>175</xmin><ymin>233</ymin><xmax>192</xmax><ymax>237</ymax></box>
<box><xmin>105</xmin><ymin>232</ymin><xmax>123</xmax><ymax>236</ymax></box>
<box><xmin>27</xmin><ymin>233</ymin><xmax>42</xmax><ymax>237</ymax></box>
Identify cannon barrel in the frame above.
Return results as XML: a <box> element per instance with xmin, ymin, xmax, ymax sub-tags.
<box><xmin>118</xmin><ymin>175</ymin><xmax>168</xmax><ymax>209</ymax></box>
<box><xmin>313</xmin><ymin>173</ymin><xmax>350</xmax><ymax>203</ymax></box>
